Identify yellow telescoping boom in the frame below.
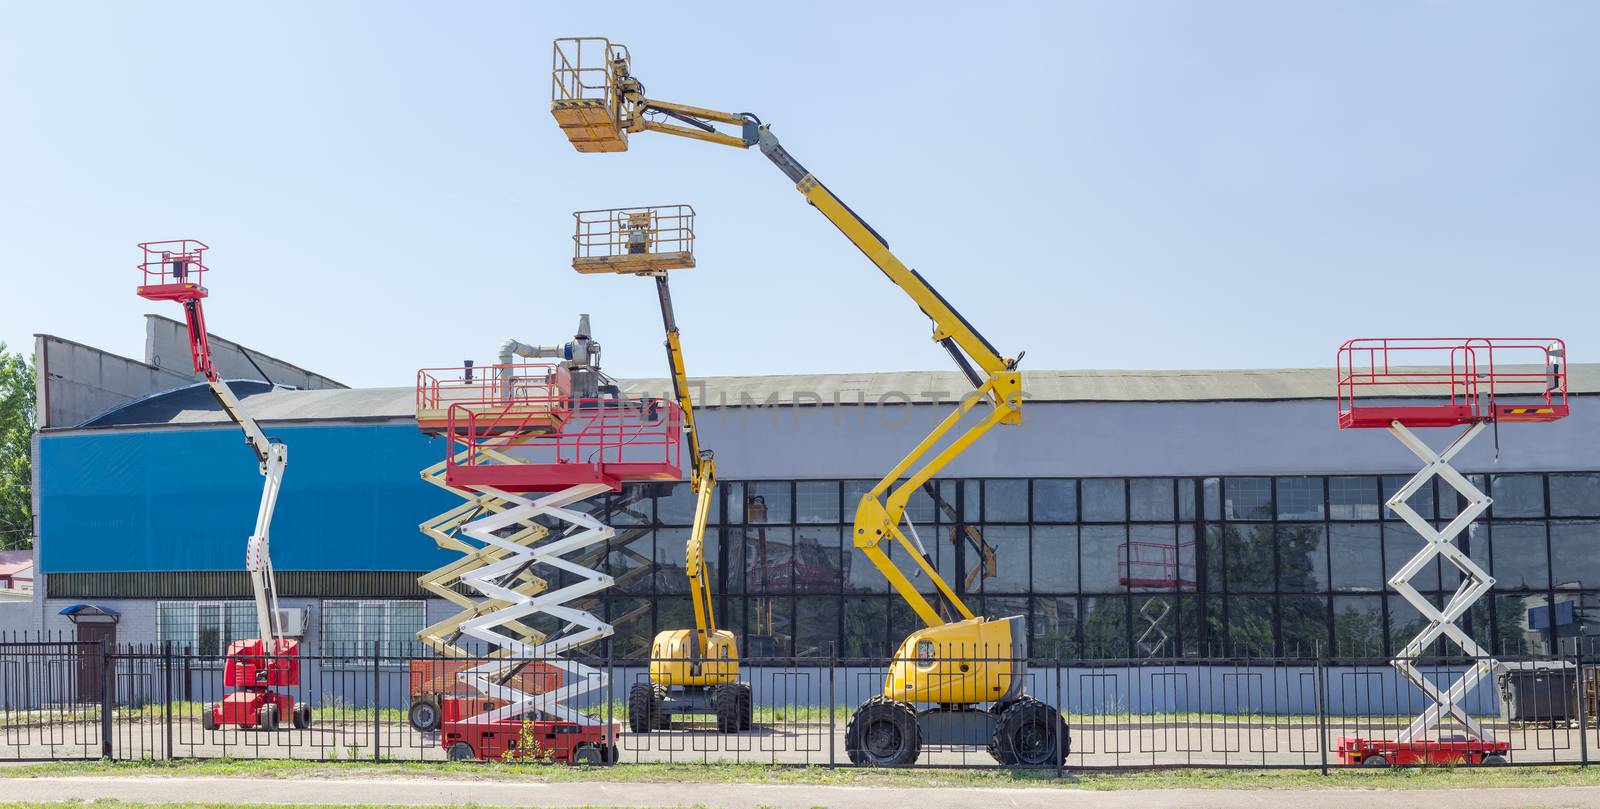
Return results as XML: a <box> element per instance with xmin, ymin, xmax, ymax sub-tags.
<box><xmin>552</xmin><ymin>40</ymin><xmax>1070</xmax><ymax>767</ymax></box>
<box><xmin>570</xmin><ymin>206</ymin><xmax>753</xmax><ymax>733</ymax></box>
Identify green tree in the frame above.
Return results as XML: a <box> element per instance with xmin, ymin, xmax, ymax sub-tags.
<box><xmin>0</xmin><ymin>343</ymin><xmax>36</xmax><ymax>550</ymax></box>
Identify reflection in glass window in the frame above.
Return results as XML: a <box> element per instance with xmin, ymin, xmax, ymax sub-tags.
<box><xmin>1281</xmin><ymin>595</ymin><xmax>1328</xmax><ymax>657</ymax></box>
<box><xmin>605</xmin><ymin>528</ymin><xmax>654</xmax><ymax>595</ymax></box>
<box><xmin>1329</xmin><ymin>476</ymin><xmax>1379</xmax><ymax>520</ymax></box>
<box><xmin>1276</xmin><ymin>478</ymin><xmax>1325</xmax><ymax>521</ymax></box>
<box><xmin>843</xmin><ymin>596</ymin><xmax>888</xmax><ymax>658</ymax></box>
<box><xmin>1033</xmin><ymin>480</ymin><xmax>1077</xmax><ymax>522</ymax></box>
<box><xmin>1203</xmin><ymin>524</ymin><xmax>1227</xmax><ymax>593</ymax></box>
<box><xmin>1082</xmin><ymin>596</ymin><xmax>1129</xmax><ymax>658</ymax></box>
<box><xmin>1178</xmin><ymin>480</ymin><xmax>1197</xmax><ymax>521</ymax></box>
<box><xmin>742</xmin><ymin>525</ymin><xmax>794</xmax><ymax>593</ymax></box>
<box><xmin>1490</xmin><ymin>474</ymin><xmax>1544</xmax><ymax>519</ymax></box>
<box><xmin>795</xmin><ymin>597</ymin><xmax>839</xmax><ymax>657</ymax></box>
<box><xmin>1032</xmin><ymin>596</ymin><xmax>1079</xmax><ymax>658</ymax></box>
<box><xmin>1549</xmin><ymin>521</ymin><xmax>1600</xmax><ymax>590</ymax></box>
<box><xmin>982</xmin><ymin>525</ymin><xmax>1029</xmax><ymax>592</ymax></box>
<box><xmin>1329</xmin><ymin>524</ymin><xmax>1383</xmax><ymax>592</ymax></box>
<box><xmin>1203</xmin><ymin>478</ymin><xmax>1221</xmax><ymax>520</ymax></box>
<box><xmin>1082</xmin><ymin>479</ymin><xmax>1126</xmax><ymax>522</ymax></box>
<box><xmin>1228</xmin><ymin>596</ymin><xmax>1275</xmax><ymax>657</ymax></box>
<box><xmin>904</xmin><ymin>480</ymin><xmax>937</xmax><ymax>524</ymax></box>
<box><xmin>608</xmin><ymin>597</ymin><xmax>654</xmax><ymax>658</ymax></box>
<box><xmin>1332</xmin><ymin>596</ymin><xmax>1384</xmax><ymax>656</ymax></box>
<box><xmin>1123</xmin><ymin>524</ymin><xmax>1185</xmax><ymax>592</ymax></box>
<box><xmin>983</xmin><ymin>479</ymin><xmax>1028</xmax><ymax>522</ymax></box>
<box><xmin>1437</xmin><ymin>474</ymin><xmax>1482</xmax><ymax>521</ymax></box>
<box><xmin>1382</xmin><ymin>475</ymin><xmax>1433</xmax><ymax>521</ymax></box>
<box><xmin>652</xmin><ymin>528</ymin><xmax>691</xmax><ymax>594</ymax></box>
<box><xmin>1080</xmin><ymin>525</ymin><xmax>1127</xmax><ymax>593</ymax></box>
<box><xmin>600</xmin><ymin>487</ymin><xmax>652</xmax><ymax>526</ymax></box>
<box><xmin>747</xmin><ymin>482</ymin><xmax>792</xmax><ymax>523</ymax></box>
<box><xmin>655</xmin><ymin>482</ymin><xmax>695</xmax><ymax>526</ymax></box>
<box><xmin>1388</xmin><ymin>594</ymin><xmax>1442</xmax><ymax>657</ymax></box>
<box><xmin>746</xmin><ymin>597</ymin><xmax>793</xmax><ymax>658</ymax></box>
<box><xmin>844</xmin><ymin>535</ymin><xmax>887</xmax><ymax>594</ymax></box>
<box><xmin>1225</xmin><ymin>478</ymin><xmax>1272</xmax><ymax>520</ymax></box>
<box><xmin>1491</xmin><ymin>521</ymin><xmax>1549</xmax><ymax>590</ymax></box>
<box><xmin>1277</xmin><ymin>525</ymin><xmax>1327</xmax><ymax>592</ymax></box>
<box><xmin>1128</xmin><ymin>478</ymin><xmax>1175</xmax><ymax>522</ymax></box>
<box><xmin>1442</xmin><ymin>522</ymin><xmax>1492</xmax><ymax>591</ymax></box>
<box><xmin>793</xmin><ymin>525</ymin><xmax>843</xmax><ymax>593</ymax></box>
<box><xmin>795</xmin><ymin>481</ymin><xmax>839</xmax><ymax>524</ymax></box>
<box><xmin>1497</xmin><ymin>593</ymin><xmax>1550</xmax><ymax>656</ymax></box>
<box><xmin>1031</xmin><ymin>525</ymin><xmax>1078</xmax><ymax>593</ymax></box>
<box><xmin>1551</xmin><ymin>474</ymin><xmax>1600</xmax><ymax>518</ymax></box>
<box><xmin>1222</xmin><ymin>525</ymin><xmax>1274</xmax><ymax>592</ymax></box>
<box><xmin>1131</xmin><ymin>594</ymin><xmax>1177</xmax><ymax>656</ymax></box>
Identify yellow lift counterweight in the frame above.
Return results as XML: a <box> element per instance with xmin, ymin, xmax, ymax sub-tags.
<box><xmin>571</xmin><ymin>206</ymin><xmax>753</xmax><ymax>734</ymax></box>
<box><xmin>551</xmin><ymin>39</ymin><xmax>1069</xmax><ymax>767</ymax></box>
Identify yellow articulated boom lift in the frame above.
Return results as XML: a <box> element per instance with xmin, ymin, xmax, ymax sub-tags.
<box><xmin>551</xmin><ymin>39</ymin><xmax>1069</xmax><ymax>767</ymax></box>
<box><xmin>571</xmin><ymin>205</ymin><xmax>753</xmax><ymax>734</ymax></box>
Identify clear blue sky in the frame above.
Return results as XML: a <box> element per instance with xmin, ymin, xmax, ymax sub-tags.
<box><xmin>1</xmin><ymin>2</ymin><xmax>1594</xmax><ymax>388</ymax></box>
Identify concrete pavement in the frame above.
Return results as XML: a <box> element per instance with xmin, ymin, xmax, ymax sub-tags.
<box><xmin>4</xmin><ymin>776</ymin><xmax>1600</xmax><ymax>809</ymax></box>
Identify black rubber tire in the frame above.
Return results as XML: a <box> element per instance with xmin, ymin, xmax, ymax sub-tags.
<box><xmin>650</xmin><ymin>683</ymin><xmax>672</xmax><ymax>729</ymax></box>
<box><xmin>737</xmin><ymin>682</ymin><xmax>753</xmax><ymax>731</ymax></box>
<box><xmin>1482</xmin><ymin>754</ymin><xmax>1508</xmax><ymax>766</ymax></box>
<box><xmin>257</xmin><ymin>703</ymin><xmax>279</xmax><ymax>732</ymax></box>
<box><xmin>607</xmin><ymin>744</ymin><xmax>620</xmax><ymax>764</ymax></box>
<box><xmin>447</xmin><ymin>741</ymin><xmax>475</xmax><ymax>761</ymax></box>
<box><xmin>408</xmin><ymin>699</ymin><xmax>440</xmax><ymax>733</ymax></box>
<box><xmin>572</xmin><ymin>743</ymin><xmax>604</xmax><ymax>765</ymax></box>
<box><xmin>292</xmin><ymin>703</ymin><xmax>312</xmax><ymax>730</ymax></box>
<box><xmin>628</xmin><ymin>682</ymin><xmax>657</xmax><ymax>734</ymax></box>
<box><xmin>713</xmin><ymin>683</ymin><xmax>743</xmax><ymax>733</ymax></box>
<box><xmin>1362</xmin><ymin>754</ymin><xmax>1390</xmax><ymax>768</ymax></box>
<box><xmin>989</xmin><ymin>697</ymin><xmax>1070</xmax><ymax>767</ymax></box>
<box><xmin>201</xmin><ymin>704</ymin><xmax>217</xmax><ymax>732</ymax></box>
<box><xmin>844</xmin><ymin>697</ymin><xmax>921</xmax><ymax>767</ymax></box>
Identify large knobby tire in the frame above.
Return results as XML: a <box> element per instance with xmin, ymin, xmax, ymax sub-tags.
<box><xmin>257</xmin><ymin>703</ymin><xmax>280</xmax><ymax>732</ymax></box>
<box><xmin>713</xmin><ymin>683</ymin><xmax>745</xmax><ymax>733</ymax></box>
<box><xmin>628</xmin><ymin>682</ymin><xmax>658</xmax><ymax>734</ymax></box>
<box><xmin>293</xmin><ymin>703</ymin><xmax>313</xmax><ymax>730</ymax></box>
<box><xmin>409</xmin><ymin>699</ymin><xmax>440</xmax><ymax>732</ymax></box>
<box><xmin>989</xmin><ymin>697</ymin><xmax>1069</xmax><ymax>767</ymax></box>
<box><xmin>737</xmin><ymin>682</ymin><xmax>753</xmax><ymax>731</ymax></box>
<box><xmin>844</xmin><ymin>697</ymin><xmax>921</xmax><ymax>767</ymax></box>
<box><xmin>201</xmin><ymin>704</ymin><xmax>218</xmax><ymax>732</ymax></box>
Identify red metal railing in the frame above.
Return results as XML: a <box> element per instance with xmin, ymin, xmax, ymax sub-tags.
<box><xmin>416</xmin><ymin>363</ymin><xmax>573</xmax><ymax>414</ymax></box>
<box><xmin>1118</xmin><ymin>542</ymin><xmax>1197</xmax><ymax>589</ymax></box>
<box><xmin>136</xmin><ymin>239</ymin><xmax>210</xmax><ymax>291</ymax></box>
<box><xmin>1336</xmin><ymin>338</ymin><xmax>1568</xmax><ymax>429</ymax></box>
<box><xmin>444</xmin><ymin>396</ymin><xmax>683</xmax><ymax>492</ymax></box>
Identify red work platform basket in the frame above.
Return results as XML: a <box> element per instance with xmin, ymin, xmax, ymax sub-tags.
<box><xmin>1118</xmin><ymin>541</ymin><xmax>1197</xmax><ymax>589</ymax></box>
<box><xmin>1337</xmin><ymin>338</ymin><xmax>1568</xmax><ymax>429</ymax></box>
<box><xmin>417</xmin><ymin>362</ymin><xmax>682</xmax><ymax>493</ymax></box>
<box><xmin>136</xmin><ymin>239</ymin><xmax>210</xmax><ymax>302</ymax></box>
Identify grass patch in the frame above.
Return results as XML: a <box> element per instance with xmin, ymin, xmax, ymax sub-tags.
<box><xmin>5</xmin><ymin>758</ymin><xmax>1600</xmax><ymax>790</ymax></box>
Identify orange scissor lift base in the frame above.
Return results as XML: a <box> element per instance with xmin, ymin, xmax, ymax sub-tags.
<box><xmin>1335</xmin><ymin>337</ymin><xmax>1568</xmax><ymax>767</ymax></box>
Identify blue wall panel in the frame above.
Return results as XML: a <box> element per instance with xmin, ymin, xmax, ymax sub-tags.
<box><xmin>39</xmin><ymin>424</ymin><xmax>459</xmax><ymax>573</ymax></box>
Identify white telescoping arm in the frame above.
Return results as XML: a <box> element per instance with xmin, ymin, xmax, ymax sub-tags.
<box><xmin>207</xmin><ymin>376</ymin><xmax>287</xmax><ymax>646</ymax></box>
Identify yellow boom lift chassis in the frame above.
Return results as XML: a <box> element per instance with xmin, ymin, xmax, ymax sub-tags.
<box><xmin>550</xmin><ymin>38</ymin><xmax>1069</xmax><ymax>767</ymax></box>
<box><xmin>571</xmin><ymin>205</ymin><xmax>753</xmax><ymax>733</ymax></box>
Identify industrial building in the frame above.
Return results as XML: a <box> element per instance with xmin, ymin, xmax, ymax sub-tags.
<box><xmin>12</xmin><ymin>317</ymin><xmax>1600</xmax><ymax>671</ymax></box>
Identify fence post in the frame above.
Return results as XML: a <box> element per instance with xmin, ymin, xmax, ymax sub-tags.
<box><xmin>1055</xmin><ymin>653</ymin><xmax>1065</xmax><ymax>779</ymax></box>
<box><xmin>163</xmin><ymin>641</ymin><xmax>174</xmax><ymax>760</ymax></box>
<box><xmin>605</xmin><ymin>637</ymin><xmax>614</xmax><ymax>765</ymax></box>
<box><xmin>372</xmin><ymin>640</ymin><xmax>382</xmax><ymax>762</ymax></box>
<box><xmin>99</xmin><ymin>640</ymin><xmax>113</xmax><ymax>759</ymax></box>
<box><xmin>827</xmin><ymin>642</ymin><xmax>836</xmax><ymax>768</ymax></box>
<box><xmin>1577</xmin><ymin>652</ymin><xmax>1589</xmax><ymax>768</ymax></box>
<box><xmin>182</xmin><ymin>647</ymin><xmax>192</xmax><ymax>703</ymax></box>
<box><xmin>1315</xmin><ymin>653</ymin><xmax>1329</xmax><ymax>776</ymax></box>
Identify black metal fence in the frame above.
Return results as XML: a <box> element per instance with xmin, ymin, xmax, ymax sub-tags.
<box><xmin>1</xmin><ymin>635</ymin><xmax>1594</xmax><ymax>770</ymax></box>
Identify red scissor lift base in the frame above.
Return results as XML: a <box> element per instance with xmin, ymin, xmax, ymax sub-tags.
<box><xmin>1336</xmin><ymin>736</ymin><xmax>1510</xmax><ymax>767</ymax></box>
<box><xmin>439</xmin><ymin>697</ymin><xmax>620</xmax><ymax>764</ymax></box>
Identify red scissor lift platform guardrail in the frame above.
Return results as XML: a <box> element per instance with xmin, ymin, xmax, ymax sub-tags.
<box><xmin>417</xmin><ymin>362</ymin><xmax>683</xmax><ymax>493</ymax></box>
<box><xmin>1337</xmin><ymin>338</ymin><xmax>1567</xmax><ymax>429</ymax></box>
<box><xmin>1117</xmin><ymin>542</ymin><xmax>1197</xmax><ymax>589</ymax></box>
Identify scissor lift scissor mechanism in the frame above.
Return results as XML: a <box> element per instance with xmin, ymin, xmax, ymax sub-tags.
<box><xmin>1333</xmin><ymin>337</ymin><xmax>1569</xmax><ymax>767</ymax></box>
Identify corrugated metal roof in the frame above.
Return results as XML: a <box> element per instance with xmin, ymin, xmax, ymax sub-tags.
<box><xmin>66</xmin><ymin>364</ymin><xmax>1600</xmax><ymax>429</ymax></box>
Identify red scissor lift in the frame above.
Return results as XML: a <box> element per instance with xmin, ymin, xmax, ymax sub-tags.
<box><xmin>416</xmin><ymin>362</ymin><xmax>681</xmax><ymax>762</ymax></box>
<box><xmin>1334</xmin><ymin>338</ymin><xmax>1568</xmax><ymax>767</ymax></box>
